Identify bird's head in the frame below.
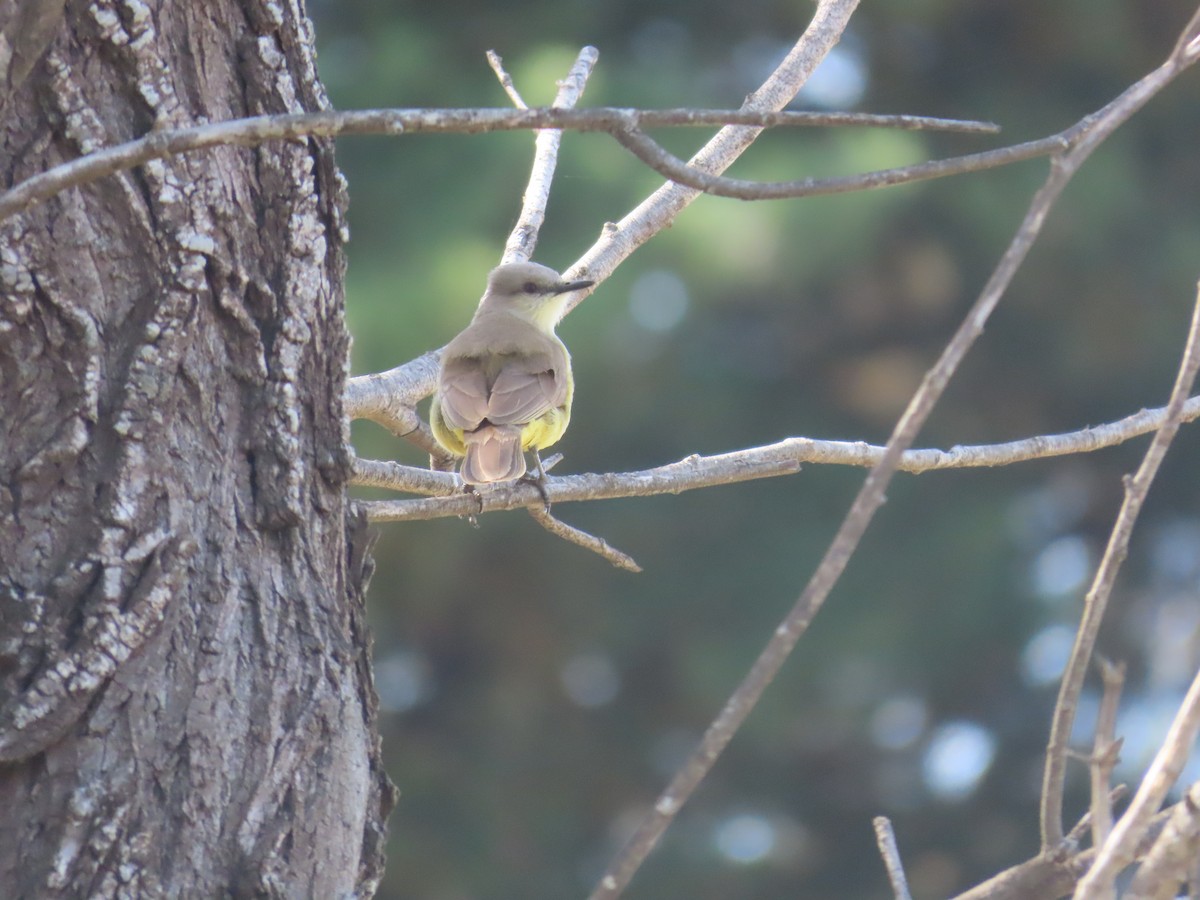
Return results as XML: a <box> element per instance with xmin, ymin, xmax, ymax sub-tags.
<box><xmin>479</xmin><ymin>262</ymin><xmax>595</xmax><ymax>331</ymax></box>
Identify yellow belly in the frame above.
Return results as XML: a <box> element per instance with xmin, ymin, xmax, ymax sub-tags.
<box><xmin>519</xmin><ymin>405</ymin><xmax>570</xmax><ymax>452</ymax></box>
<box><xmin>429</xmin><ymin>396</ymin><xmax>467</xmax><ymax>456</ymax></box>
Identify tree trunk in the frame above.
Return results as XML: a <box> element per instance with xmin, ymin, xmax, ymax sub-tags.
<box><xmin>0</xmin><ymin>2</ymin><xmax>394</xmax><ymax>896</ymax></box>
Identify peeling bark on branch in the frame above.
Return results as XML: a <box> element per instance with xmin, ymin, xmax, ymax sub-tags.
<box><xmin>0</xmin><ymin>2</ymin><xmax>392</xmax><ymax>896</ymax></box>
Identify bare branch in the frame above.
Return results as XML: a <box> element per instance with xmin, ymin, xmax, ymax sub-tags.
<box><xmin>0</xmin><ymin>106</ymin><xmax>996</xmax><ymax>226</ymax></box>
<box><xmin>1044</xmin><ymin>280</ymin><xmax>1200</xmax><ymax>851</ymax></box>
<box><xmin>351</xmin><ymin>394</ymin><xmax>1200</xmax><ymax>518</ymax></box>
<box><xmin>873</xmin><ymin>816</ymin><xmax>913</xmax><ymax>900</ymax></box>
<box><xmin>526</xmin><ymin>506</ymin><xmax>642</xmax><ymax>572</ymax></box>
<box><xmin>356</xmin><ymin>447</ymin><xmax>801</xmax><ymax>521</ymax></box>
<box><xmin>345</xmin><ymin>350</ymin><xmax>439</xmax><ymax>425</ymax></box>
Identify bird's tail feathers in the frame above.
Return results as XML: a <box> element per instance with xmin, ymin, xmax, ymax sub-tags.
<box><xmin>461</xmin><ymin>424</ymin><xmax>526</xmax><ymax>484</ymax></box>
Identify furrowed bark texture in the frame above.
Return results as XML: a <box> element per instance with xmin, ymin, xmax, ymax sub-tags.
<box><xmin>0</xmin><ymin>1</ymin><xmax>394</xmax><ymax>896</ymax></box>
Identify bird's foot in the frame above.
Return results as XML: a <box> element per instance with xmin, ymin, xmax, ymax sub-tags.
<box><xmin>520</xmin><ymin>451</ymin><xmax>555</xmax><ymax>512</ymax></box>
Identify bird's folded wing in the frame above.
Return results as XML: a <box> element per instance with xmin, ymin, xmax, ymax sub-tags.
<box><xmin>486</xmin><ymin>365</ymin><xmax>563</xmax><ymax>424</ymax></box>
<box><xmin>438</xmin><ymin>362</ymin><xmax>492</xmax><ymax>431</ymax></box>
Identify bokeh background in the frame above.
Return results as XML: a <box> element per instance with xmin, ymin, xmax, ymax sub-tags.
<box><xmin>311</xmin><ymin>2</ymin><xmax>1200</xmax><ymax>897</ymax></box>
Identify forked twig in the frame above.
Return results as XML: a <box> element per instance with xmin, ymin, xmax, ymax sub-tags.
<box><xmin>526</xmin><ymin>506</ymin><xmax>642</xmax><ymax>573</ymax></box>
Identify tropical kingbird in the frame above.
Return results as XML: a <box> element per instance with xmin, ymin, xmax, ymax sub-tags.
<box><xmin>430</xmin><ymin>262</ymin><xmax>593</xmax><ymax>484</ymax></box>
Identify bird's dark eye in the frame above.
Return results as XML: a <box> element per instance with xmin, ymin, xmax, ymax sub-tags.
<box><xmin>523</xmin><ymin>281</ymin><xmax>539</xmax><ymax>294</ymax></box>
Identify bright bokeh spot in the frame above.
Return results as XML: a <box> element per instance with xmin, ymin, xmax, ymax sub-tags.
<box><xmin>1032</xmin><ymin>535</ymin><xmax>1091</xmax><ymax>599</ymax></box>
<box><xmin>713</xmin><ymin>813</ymin><xmax>776</xmax><ymax>865</ymax></box>
<box><xmin>922</xmin><ymin>721</ymin><xmax>996</xmax><ymax>800</ymax></box>
<box><xmin>797</xmin><ymin>44</ymin><xmax>868</xmax><ymax>108</ymax></box>
<box><xmin>628</xmin><ymin>269</ymin><xmax>690</xmax><ymax>333</ymax></box>
<box><xmin>1020</xmin><ymin>623</ymin><xmax>1076</xmax><ymax>686</ymax></box>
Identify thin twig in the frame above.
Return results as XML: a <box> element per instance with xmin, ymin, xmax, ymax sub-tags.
<box><xmin>526</xmin><ymin>506</ymin><xmax>642</xmax><ymax>572</ymax></box>
<box><xmin>873</xmin><ymin>816</ymin><xmax>913</xmax><ymax>900</ymax></box>
<box><xmin>351</xmin><ymin>393</ymin><xmax>1200</xmax><ymax>517</ymax></box>
<box><xmin>1173</xmin><ymin>6</ymin><xmax>1200</xmax><ymax>56</ymax></box>
<box><xmin>611</xmin><ymin>126</ymin><xmax>1065</xmax><ymax>201</ymax></box>
<box><xmin>1076</xmin><ymin>663</ymin><xmax>1200</xmax><ymax>897</ymax></box>
<box><xmin>591</xmin><ymin>10</ymin><xmax>1200</xmax><ymax>899</ymax></box>
<box><xmin>0</xmin><ymin>106</ymin><xmax>997</xmax><ymax>225</ymax></box>
<box><xmin>1125</xmin><ymin>782</ymin><xmax>1200</xmax><ymax>900</ymax></box>
<box><xmin>486</xmin><ymin>50</ymin><xmax>527</xmax><ymax>108</ymax></box>
<box><xmin>1043</xmin><ymin>279</ymin><xmax>1200</xmax><ymax>849</ymax></box>
<box><xmin>1089</xmin><ymin>658</ymin><xmax>1126</xmax><ymax>867</ymax></box>
<box><xmin>501</xmin><ymin>46</ymin><xmax>598</xmax><ymax>265</ymax></box>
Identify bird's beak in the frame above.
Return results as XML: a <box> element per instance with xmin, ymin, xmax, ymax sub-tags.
<box><xmin>554</xmin><ymin>279</ymin><xmax>595</xmax><ymax>294</ymax></box>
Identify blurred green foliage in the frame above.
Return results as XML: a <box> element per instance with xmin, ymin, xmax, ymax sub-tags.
<box><xmin>313</xmin><ymin>1</ymin><xmax>1200</xmax><ymax>897</ymax></box>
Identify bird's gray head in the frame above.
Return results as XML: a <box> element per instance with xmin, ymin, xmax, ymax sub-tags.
<box><xmin>479</xmin><ymin>262</ymin><xmax>595</xmax><ymax>328</ymax></box>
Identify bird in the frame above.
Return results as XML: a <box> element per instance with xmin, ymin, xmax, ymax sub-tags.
<box><xmin>430</xmin><ymin>261</ymin><xmax>594</xmax><ymax>485</ymax></box>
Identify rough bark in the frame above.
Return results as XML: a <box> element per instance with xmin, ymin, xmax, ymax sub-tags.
<box><xmin>0</xmin><ymin>1</ymin><xmax>394</xmax><ymax>896</ymax></box>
